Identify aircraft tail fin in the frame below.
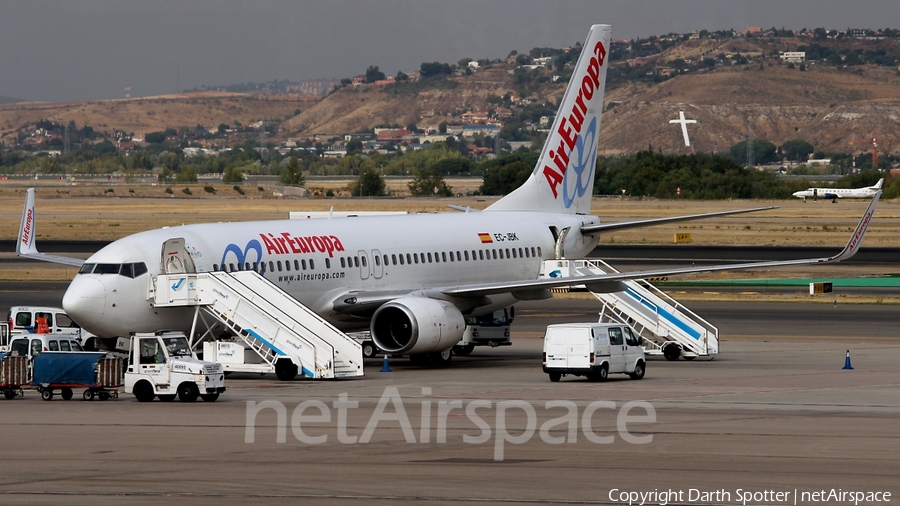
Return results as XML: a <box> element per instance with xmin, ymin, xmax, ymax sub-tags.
<box><xmin>486</xmin><ymin>24</ymin><xmax>611</xmax><ymax>215</ymax></box>
<box><xmin>873</xmin><ymin>178</ymin><xmax>884</xmax><ymax>190</ymax></box>
<box><xmin>17</xmin><ymin>188</ymin><xmax>84</xmax><ymax>267</ymax></box>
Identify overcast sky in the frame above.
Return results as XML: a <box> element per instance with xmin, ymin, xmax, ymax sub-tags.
<box><xmin>1</xmin><ymin>1</ymin><xmax>895</xmax><ymax>102</ymax></box>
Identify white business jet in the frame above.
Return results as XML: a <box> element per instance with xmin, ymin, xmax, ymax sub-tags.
<box><xmin>17</xmin><ymin>25</ymin><xmax>880</xmax><ymax>367</ymax></box>
<box><xmin>793</xmin><ymin>178</ymin><xmax>883</xmax><ymax>202</ymax></box>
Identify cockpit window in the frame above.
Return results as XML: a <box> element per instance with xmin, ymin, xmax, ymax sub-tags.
<box><xmin>94</xmin><ymin>263</ymin><xmax>120</xmax><ymax>274</ymax></box>
<box><xmin>132</xmin><ymin>262</ymin><xmax>148</xmax><ymax>277</ymax></box>
<box><xmin>119</xmin><ymin>263</ymin><xmax>133</xmax><ymax>278</ymax></box>
<box><xmin>79</xmin><ymin>263</ymin><xmax>95</xmax><ymax>274</ymax></box>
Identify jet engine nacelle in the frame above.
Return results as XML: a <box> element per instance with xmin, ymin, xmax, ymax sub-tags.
<box><xmin>370</xmin><ymin>297</ymin><xmax>466</xmax><ymax>355</ymax></box>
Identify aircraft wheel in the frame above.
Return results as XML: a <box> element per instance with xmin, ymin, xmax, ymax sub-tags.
<box><xmin>629</xmin><ymin>361</ymin><xmax>646</xmax><ymax>380</ymax></box>
<box><xmin>408</xmin><ymin>354</ymin><xmax>429</xmax><ymax>365</ymax></box>
<box><xmin>453</xmin><ymin>344</ymin><xmax>475</xmax><ymax>356</ymax></box>
<box><xmin>430</xmin><ymin>349</ymin><xmax>452</xmax><ymax>365</ymax></box>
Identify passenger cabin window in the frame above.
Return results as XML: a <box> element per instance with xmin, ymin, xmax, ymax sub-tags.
<box><xmin>309</xmin><ymin>259</ymin><xmax>315</xmax><ymax>270</ymax></box>
<box><xmin>608</xmin><ymin>327</ymin><xmax>624</xmax><ymax>346</ymax></box>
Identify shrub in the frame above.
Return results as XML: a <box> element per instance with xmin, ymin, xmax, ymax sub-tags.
<box><xmin>233</xmin><ymin>185</ymin><xmax>245</xmax><ymax>195</ymax></box>
<box><xmin>182</xmin><ymin>187</ymin><xmax>192</xmax><ymax>195</ymax></box>
<box><xmin>165</xmin><ymin>187</ymin><xmax>173</xmax><ymax>194</ymax></box>
<box><xmin>204</xmin><ymin>186</ymin><xmax>216</xmax><ymax>194</ymax></box>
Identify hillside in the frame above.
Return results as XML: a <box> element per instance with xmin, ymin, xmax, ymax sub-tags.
<box><xmin>2</xmin><ymin>34</ymin><xmax>899</xmax><ymax>158</ymax></box>
<box><xmin>0</xmin><ymin>92</ymin><xmax>320</xmax><ymax>144</ymax></box>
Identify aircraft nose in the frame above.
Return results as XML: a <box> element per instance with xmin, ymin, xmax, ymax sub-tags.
<box><xmin>62</xmin><ymin>277</ymin><xmax>107</xmax><ymax>328</ymax></box>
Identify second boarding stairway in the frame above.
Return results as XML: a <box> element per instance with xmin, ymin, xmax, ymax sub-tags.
<box><xmin>540</xmin><ymin>259</ymin><xmax>718</xmax><ymax>359</ymax></box>
<box><xmin>151</xmin><ymin>271</ymin><xmax>363</xmax><ymax>379</ymax></box>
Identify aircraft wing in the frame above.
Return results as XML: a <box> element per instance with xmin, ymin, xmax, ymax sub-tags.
<box><xmin>580</xmin><ymin>206</ymin><xmax>777</xmax><ymax>235</ymax></box>
<box><xmin>17</xmin><ymin>188</ymin><xmax>85</xmax><ymax>268</ymax></box>
<box><xmin>442</xmin><ymin>191</ymin><xmax>880</xmax><ymax>297</ymax></box>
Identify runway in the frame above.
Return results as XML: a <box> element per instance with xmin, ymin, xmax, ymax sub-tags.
<box><xmin>0</xmin><ymin>285</ymin><xmax>897</xmax><ymax>504</ymax></box>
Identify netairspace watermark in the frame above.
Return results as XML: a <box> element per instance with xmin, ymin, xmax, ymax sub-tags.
<box><xmin>610</xmin><ymin>488</ymin><xmax>892</xmax><ymax>506</ymax></box>
<box><xmin>244</xmin><ymin>386</ymin><xmax>656</xmax><ymax>461</ymax></box>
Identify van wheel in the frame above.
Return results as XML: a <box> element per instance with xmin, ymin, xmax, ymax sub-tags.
<box><xmin>158</xmin><ymin>395</ymin><xmax>176</xmax><ymax>402</ymax></box>
<box><xmin>178</xmin><ymin>383</ymin><xmax>199</xmax><ymax>403</ymax></box>
<box><xmin>133</xmin><ymin>381</ymin><xmax>155</xmax><ymax>402</ymax></box>
<box><xmin>201</xmin><ymin>393</ymin><xmax>220</xmax><ymax>402</ymax></box>
<box><xmin>590</xmin><ymin>364</ymin><xmax>609</xmax><ymax>382</ymax></box>
<box><xmin>61</xmin><ymin>388</ymin><xmax>74</xmax><ymax>400</ymax></box>
<box><xmin>41</xmin><ymin>389</ymin><xmax>54</xmax><ymax>401</ymax></box>
<box><xmin>275</xmin><ymin>360</ymin><xmax>298</xmax><ymax>381</ymax></box>
<box><xmin>548</xmin><ymin>372</ymin><xmax>561</xmax><ymax>382</ymax></box>
<box><xmin>362</xmin><ymin>342</ymin><xmax>377</xmax><ymax>359</ymax></box>
<box><xmin>629</xmin><ymin>361</ymin><xmax>646</xmax><ymax>380</ymax></box>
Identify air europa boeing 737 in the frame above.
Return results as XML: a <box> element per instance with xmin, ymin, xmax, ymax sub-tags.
<box><xmin>17</xmin><ymin>25</ymin><xmax>881</xmax><ymax>364</ymax></box>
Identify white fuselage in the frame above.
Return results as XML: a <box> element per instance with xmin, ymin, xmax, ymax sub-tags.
<box><xmin>63</xmin><ymin>211</ymin><xmax>600</xmax><ymax>338</ymax></box>
<box><xmin>792</xmin><ymin>187</ymin><xmax>878</xmax><ymax>199</ymax></box>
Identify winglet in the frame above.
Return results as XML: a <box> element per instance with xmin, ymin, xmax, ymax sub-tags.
<box><xmin>17</xmin><ymin>188</ymin><xmax>38</xmax><ymax>257</ymax></box>
<box><xmin>825</xmin><ymin>190</ymin><xmax>880</xmax><ymax>263</ymax></box>
<box><xmin>16</xmin><ymin>188</ymin><xmax>85</xmax><ymax>267</ymax></box>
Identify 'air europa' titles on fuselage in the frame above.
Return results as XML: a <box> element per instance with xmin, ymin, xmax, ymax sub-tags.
<box><xmin>542</xmin><ymin>40</ymin><xmax>607</xmax><ymax>200</ymax></box>
<box><xmin>260</xmin><ymin>232</ymin><xmax>345</xmax><ymax>257</ymax></box>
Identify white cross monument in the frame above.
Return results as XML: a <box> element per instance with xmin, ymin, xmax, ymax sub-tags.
<box><xmin>669</xmin><ymin>111</ymin><xmax>697</xmax><ymax>147</ymax></box>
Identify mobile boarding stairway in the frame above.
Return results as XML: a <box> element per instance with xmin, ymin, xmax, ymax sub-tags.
<box><xmin>150</xmin><ymin>270</ymin><xmax>363</xmax><ymax>379</ymax></box>
<box><xmin>540</xmin><ymin>259</ymin><xmax>718</xmax><ymax>360</ymax></box>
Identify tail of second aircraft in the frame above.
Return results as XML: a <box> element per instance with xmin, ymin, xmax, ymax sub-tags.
<box><xmin>486</xmin><ymin>24</ymin><xmax>611</xmax><ymax>215</ymax></box>
<box><xmin>872</xmin><ymin>178</ymin><xmax>884</xmax><ymax>190</ymax></box>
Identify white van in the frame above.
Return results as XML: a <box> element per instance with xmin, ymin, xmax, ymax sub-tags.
<box><xmin>7</xmin><ymin>306</ymin><xmax>95</xmax><ymax>347</ymax></box>
<box><xmin>9</xmin><ymin>334</ymin><xmax>85</xmax><ymax>359</ymax></box>
<box><xmin>542</xmin><ymin>323</ymin><xmax>645</xmax><ymax>382</ymax></box>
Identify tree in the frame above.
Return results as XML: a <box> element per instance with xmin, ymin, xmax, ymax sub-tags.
<box><xmin>365</xmin><ymin>65</ymin><xmax>385</xmax><ymax>83</ymax></box>
<box><xmin>479</xmin><ymin>161</ymin><xmax>532</xmax><ymax>195</ymax></box>
<box><xmin>408</xmin><ymin>168</ymin><xmax>452</xmax><ymax>196</ymax></box>
<box><xmin>781</xmin><ymin>139</ymin><xmax>815</xmax><ymax>163</ymax></box>
<box><xmin>729</xmin><ymin>140</ymin><xmax>778</xmax><ymax>165</ymax></box>
<box><xmin>145</xmin><ymin>131</ymin><xmax>166</xmax><ymax>144</ymax></box>
<box><xmin>223</xmin><ymin>165</ymin><xmax>245</xmax><ymax>183</ymax></box>
<box><xmin>346</xmin><ymin>139</ymin><xmax>364</xmax><ymax>154</ymax></box>
<box><xmin>279</xmin><ymin>156</ymin><xmax>304</xmax><ymax>186</ymax></box>
<box><xmin>349</xmin><ymin>167</ymin><xmax>386</xmax><ymax>196</ymax></box>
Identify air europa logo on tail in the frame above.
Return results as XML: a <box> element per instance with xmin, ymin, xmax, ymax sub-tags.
<box><xmin>542</xmin><ymin>40</ymin><xmax>607</xmax><ymax>204</ymax></box>
<box><xmin>21</xmin><ymin>208</ymin><xmax>34</xmax><ymax>246</ymax></box>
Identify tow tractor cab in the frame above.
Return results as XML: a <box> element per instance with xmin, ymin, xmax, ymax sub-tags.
<box><xmin>124</xmin><ymin>331</ymin><xmax>225</xmax><ymax>402</ymax></box>
<box><xmin>453</xmin><ymin>307</ymin><xmax>514</xmax><ymax>356</ymax></box>
<box><xmin>7</xmin><ymin>306</ymin><xmax>95</xmax><ymax>348</ymax></box>
<box><xmin>542</xmin><ymin>323</ymin><xmax>646</xmax><ymax>382</ymax></box>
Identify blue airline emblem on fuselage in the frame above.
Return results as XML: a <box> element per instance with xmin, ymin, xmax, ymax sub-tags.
<box><xmin>221</xmin><ymin>239</ymin><xmax>263</xmax><ymax>268</ymax></box>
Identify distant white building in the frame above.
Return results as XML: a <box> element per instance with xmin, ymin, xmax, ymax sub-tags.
<box><xmin>780</xmin><ymin>51</ymin><xmax>806</xmax><ymax>63</ymax></box>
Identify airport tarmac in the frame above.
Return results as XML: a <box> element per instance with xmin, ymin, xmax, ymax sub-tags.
<box><xmin>0</xmin><ymin>290</ymin><xmax>897</xmax><ymax>505</ymax></box>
